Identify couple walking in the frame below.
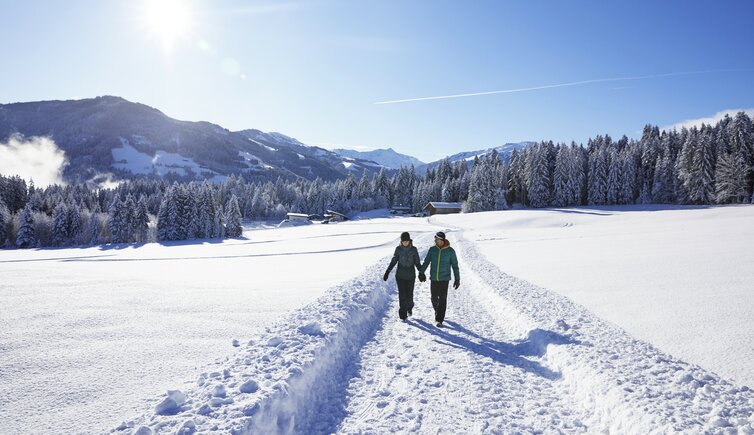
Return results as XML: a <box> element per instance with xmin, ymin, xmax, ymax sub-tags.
<box><xmin>383</xmin><ymin>231</ymin><xmax>460</xmax><ymax>327</ymax></box>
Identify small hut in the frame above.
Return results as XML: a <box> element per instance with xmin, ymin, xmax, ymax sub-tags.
<box><xmin>325</xmin><ymin>210</ymin><xmax>349</xmax><ymax>222</ymax></box>
<box><xmin>424</xmin><ymin>202</ymin><xmax>462</xmax><ymax>216</ymax></box>
<box><xmin>390</xmin><ymin>205</ymin><xmax>412</xmax><ymax>215</ymax></box>
<box><xmin>285</xmin><ymin>212</ymin><xmax>310</xmax><ymax>222</ymax></box>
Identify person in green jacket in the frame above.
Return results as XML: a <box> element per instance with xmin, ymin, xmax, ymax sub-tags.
<box><xmin>383</xmin><ymin>232</ymin><xmax>422</xmax><ymax>320</ymax></box>
<box><xmin>419</xmin><ymin>231</ymin><xmax>460</xmax><ymax>327</ymax></box>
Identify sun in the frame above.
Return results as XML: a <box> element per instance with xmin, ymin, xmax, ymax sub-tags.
<box><xmin>143</xmin><ymin>0</ymin><xmax>192</xmax><ymax>50</ymax></box>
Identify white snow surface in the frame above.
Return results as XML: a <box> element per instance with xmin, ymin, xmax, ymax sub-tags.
<box><xmin>433</xmin><ymin>204</ymin><xmax>754</xmax><ymax>389</ymax></box>
<box><xmin>111</xmin><ymin>142</ymin><xmax>224</xmax><ymax>178</ymax></box>
<box><xmin>0</xmin><ymin>218</ymin><xmax>438</xmax><ymax>435</ymax></box>
<box><xmin>2</xmin><ymin>206</ymin><xmax>753</xmax><ymax>434</ymax></box>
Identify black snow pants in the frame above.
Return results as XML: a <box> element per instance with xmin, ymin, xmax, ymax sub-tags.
<box><xmin>396</xmin><ymin>278</ymin><xmax>415</xmax><ymax>320</ymax></box>
<box><xmin>430</xmin><ymin>280</ymin><xmax>449</xmax><ymax>323</ymax></box>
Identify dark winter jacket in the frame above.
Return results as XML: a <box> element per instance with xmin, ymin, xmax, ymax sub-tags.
<box><xmin>420</xmin><ymin>240</ymin><xmax>460</xmax><ymax>282</ymax></box>
<box><xmin>386</xmin><ymin>242</ymin><xmax>422</xmax><ymax>280</ymax></box>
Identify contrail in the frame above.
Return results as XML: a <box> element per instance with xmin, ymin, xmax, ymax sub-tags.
<box><xmin>373</xmin><ymin>69</ymin><xmax>751</xmax><ymax>105</ymax></box>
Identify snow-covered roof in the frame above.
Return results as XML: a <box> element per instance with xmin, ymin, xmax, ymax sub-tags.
<box><xmin>286</xmin><ymin>212</ymin><xmax>309</xmax><ymax>218</ymax></box>
<box><xmin>326</xmin><ymin>209</ymin><xmax>347</xmax><ymax>217</ymax></box>
<box><xmin>426</xmin><ymin>202</ymin><xmax>462</xmax><ymax>209</ymax></box>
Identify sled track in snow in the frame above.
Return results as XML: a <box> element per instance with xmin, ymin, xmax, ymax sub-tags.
<box><xmin>114</xmin><ymin>232</ymin><xmax>754</xmax><ymax>434</ymax></box>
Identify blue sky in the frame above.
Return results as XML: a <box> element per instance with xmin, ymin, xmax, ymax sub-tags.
<box><xmin>1</xmin><ymin>0</ymin><xmax>753</xmax><ymax>162</ymax></box>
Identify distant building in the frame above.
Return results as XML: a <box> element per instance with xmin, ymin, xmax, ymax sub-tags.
<box><xmin>325</xmin><ymin>210</ymin><xmax>349</xmax><ymax>222</ymax></box>
<box><xmin>285</xmin><ymin>212</ymin><xmax>310</xmax><ymax>222</ymax></box>
<box><xmin>424</xmin><ymin>202</ymin><xmax>462</xmax><ymax>216</ymax></box>
<box><xmin>278</xmin><ymin>212</ymin><xmax>312</xmax><ymax>228</ymax></box>
<box><xmin>390</xmin><ymin>205</ymin><xmax>412</xmax><ymax>215</ymax></box>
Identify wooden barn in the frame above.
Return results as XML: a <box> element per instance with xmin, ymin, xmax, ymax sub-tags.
<box><xmin>424</xmin><ymin>202</ymin><xmax>463</xmax><ymax>216</ymax></box>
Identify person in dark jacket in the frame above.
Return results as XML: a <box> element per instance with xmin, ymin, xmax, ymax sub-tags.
<box><xmin>419</xmin><ymin>231</ymin><xmax>460</xmax><ymax>327</ymax></box>
<box><xmin>383</xmin><ymin>232</ymin><xmax>422</xmax><ymax>320</ymax></box>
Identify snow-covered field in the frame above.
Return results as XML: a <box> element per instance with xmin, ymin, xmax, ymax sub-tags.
<box><xmin>2</xmin><ymin>205</ymin><xmax>753</xmax><ymax>434</ymax></box>
<box><xmin>433</xmin><ymin>204</ymin><xmax>754</xmax><ymax>388</ymax></box>
<box><xmin>0</xmin><ymin>218</ymin><xmax>438</xmax><ymax>434</ymax></box>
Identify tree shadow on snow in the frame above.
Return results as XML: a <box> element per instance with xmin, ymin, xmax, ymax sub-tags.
<box><xmin>410</xmin><ymin>319</ymin><xmax>579</xmax><ymax>381</ymax></box>
<box><xmin>59</xmin><ymin>240</ymin><xmax>397</xmax><ymax>262</ymax></box>
<box><xmin>547</xmin><ymin>203</ymin><xmax>714</xmax><ymax>216</ymax></box>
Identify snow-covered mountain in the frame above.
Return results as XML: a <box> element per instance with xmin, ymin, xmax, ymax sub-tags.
<box><xmin>417</xmin><ymin>141</ymin><xmax>535</xmax><ymax>174</ymax></box>
<box><xmin>0</xmin><ymin>96</ymin><xmax>386</xmax><ymax>183</ymax></box>
<box><xmin>333</xmin><ymin>147</ymin><xmax>424</xmax><ymax>170</ymax></box>
<box><xmin>236</xmin><ymin>129</ymin><xmax>386</xmax><ymax>176</ymax></box>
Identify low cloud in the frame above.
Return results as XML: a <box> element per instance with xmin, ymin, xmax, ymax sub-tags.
<box><xmin>662</xmin><ymin>108</ymin><xmax>754</xmax><ymax>131</ymax></box>
<box><xmin>88</xmin><ymin>172</ymin><xmax>122</xmax><ymax>190</ymax></box>
<box><xmin>0</xmin><ymin>135</ymin><xmax>68</xmax><ymax>187</ymax></box>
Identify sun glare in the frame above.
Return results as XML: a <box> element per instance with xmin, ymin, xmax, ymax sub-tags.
<box><xmin>144</xmin><ymin>0</ymin><xmax>192</xmax><ymax>50</ymax></box>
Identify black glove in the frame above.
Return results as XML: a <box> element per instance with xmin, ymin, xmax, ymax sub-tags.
<box><xmin>418</xmin><ymin>272</ymin><xmax>426</xmax><ymax>282</ymax></box>
<box><xmin>383</xmin><ymin>271</ymin><xmax>389</xmax><ymax>281</ymax></box>
<box><xmin>453</xmin><ymin>280</ymin><xmax>460</xmax><ymax>289</ymax></box>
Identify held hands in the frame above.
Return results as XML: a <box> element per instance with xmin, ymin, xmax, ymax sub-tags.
<box><xmin>383</xmin><ymin>271</ymin><xmax>389</xmax><ymax>281</ymax></box>
<box><xmin>418</xmin><ymin>272</ymin><xmax>426</xmax><ymax>282</ymax></box>
<box><xmin>453</xmin><ymin>279</ymin><xmax>460</xmax><ymax>289</ymax></box>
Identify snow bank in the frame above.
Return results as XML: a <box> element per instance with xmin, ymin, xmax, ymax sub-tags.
<box><xmin>455</xmin><ymin>234</ymin><xmax>754</xmax><ymax>433</ymax></box>
<box><xmin>434</xmin><ymin>205</ymin><xmax>754</xmax><ymax>388</ymax></box>
<box><xmin>113</xmin><ymin>252</ymin><xmax>400</xmax><ymax>434</ymax></box>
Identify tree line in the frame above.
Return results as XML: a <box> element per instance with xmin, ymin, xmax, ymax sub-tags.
<box><xmin>1</xmin><ymin>111</ymin><xmax>752</xmax><ymax>249</ymax></box>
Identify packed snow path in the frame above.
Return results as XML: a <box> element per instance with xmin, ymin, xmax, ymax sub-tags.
<box><xmin>116</xmin><ymin>232</ymin><xmax>754</xmax><ymax>434</ymax></box>
<box><xmin>338</xmin><ymin>254</ymin><xmax>588</xmax><ymax>433</ymax></box>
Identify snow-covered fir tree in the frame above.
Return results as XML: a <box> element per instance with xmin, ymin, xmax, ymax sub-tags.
<box><xmin>225</xmin><ymin>195</ymin><xmax>243</xmax><ymax>238</ymax></box>
<box><xmin>714</xmin><ymin>152</ymin><xmax>748</xmax><ymax>204</ymax></box>
<box><xmin>52</xmin><ymin>202</ymin><xmax>69</xmax><ymax>246</ymax></box>
<box><xmin>527</xmin><ymin>143</ymin><xmax>553</xmax><ymax>208</ymax></box>
<box><xmin>67</xmin><ymin>205</ymin><xmax>82</xmax><ymax>245</ymax></box>
<box><xmin>0</xmin><ymin>199</ymin><xmax>7</xmax><ymax>246</ymax></box>
<box><xmin>16</xmin><ymin>204</ymin><xmax>36</xmax><ymax>248</ymax></box>
<box><xmin>587</xmin><ymin>146</ymin><xmax>608</xmax><ymax>205</ymax></box>
<box><xmin>134</xmin><ymin>195</ymin><xmax>150</xmax><ymax>242</ymax></box>
<box><xmin>88</xmin><ymin>211</ymin><xmax>101</xmax><ymax>245</ymax></box>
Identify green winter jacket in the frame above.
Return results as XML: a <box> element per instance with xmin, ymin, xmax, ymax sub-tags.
<box><xmin>386</xmin><ymin>243</ymin><xmax>422</xmax><ymax>280</ymax></box>
<box><xmin>420</xmin><ymin>241</ymin><xmax>460</xmax><ymax>282</ymax></box>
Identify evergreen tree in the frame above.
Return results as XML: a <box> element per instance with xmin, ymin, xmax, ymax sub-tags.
<box><xmin>52</xmin><ymin>202</ymin><xmax>69</xmax><ymax>246</ymax></box>
<box><xmin>553</xmin><ymin>144</ymin><xmax>570</xmax><ymax>207</ymax></box>
<box><xmin>225</xmin><ymin>195</ymin><xmax>243</xmax><ymax>238</ymax></box>
<box><xmin>714</xmin><ymin>152</ymin><xmax>748</xmax><ymax>203</ymax></box>
<box><xmin>651</xmin><ymin>153</ymin><xmax>675</xmax><ymax>203</ymax></box>
<box><xmin>639</xmin><ymin>125</ymin><xmax>661</xmax><ymax>203</ymax></box>
<box><xmin>691</xmin><ymin>128</ymin><xmax>716</xmax><ymax>204</ymax></box>
<box><xmin>527</xmin><ymin>144</ymin><xmax>552</xmax><ymax>208</ymax></box>
<box><xmin>134</xmin><ymin>195</ymin><xmax>150</xmax><ymax>242</ymax></box>
<box><xmin>675</xmin><ymin>128</ymin><xmax>697</xmax><ymax>203</ymax></box>
<box><xmin>157</xmin><ymin>186</ymin><xmax>180</xmax><ymax>241</ymax></box>
<box><xmin>88</xmin><ymin>212</ymin><xmax>101</xmax><ymax>245</ymax></box>
<box><xmin>199</xmin><ymin>183</ymin><xmax>216</xmax><ymax>237</ymax></box>
<box><xmin>16</xmin><ymin>204</ymin><xmax>36</xmax><ymax>248</ymax></box>
<box><xmin>122</xmin><ymin>194</ymin><xmax>136</xmax><ymax>243</ymax></box>
<box><xmin>372</xmin><ymin>169</ymin><xmax>390</xmax><ymax>209</ymax></box>
<box><xmin>606</xmin><ymin>147</ymin><xmax>623</xmax><ymax>204</ymax></box>
<box><xmin>729</xmin><ymin>112</ymin><xmax>753</xmax><ymax>197</ymax></box>
<box><xmin>0</xmin><ymin>199</ymin><xmax>7</xmax><ymax>247</ymax></box>
<box><xmin>108</xmin><ymin>195</ymin><xmax>125</xmax><ymax>243</ymax></box>
<box><xmin>621</xmin><ymin>147</ymin><xmax>639</xmax><ymax>204</ymax></box>
<box><xmin>587</xmin><ymin>147</ymin><xmax>608</xmax><ymax>205</ymax></box>
<box><xmin>68</xmin><ymin>204</ymin><xmax>82</xmax><ymax>245</ymax></box>
<box><xmin>215</xmin><ymin>203</ymin><xmax>225</xmax><ymax>238</ymax></box>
